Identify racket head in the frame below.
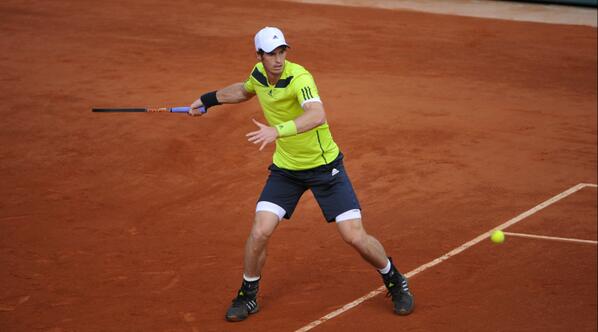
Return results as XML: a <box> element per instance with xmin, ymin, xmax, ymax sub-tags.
<box><xmin>92</xmin><ymin>108</ymin><xmax>147</xmax><ymax>112</ymax></box>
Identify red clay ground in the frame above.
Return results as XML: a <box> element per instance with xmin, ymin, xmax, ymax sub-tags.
<box><xmin>0</xmin><ymin>1</ymin><xmax>596</xmax><ymax>331</ymax></box>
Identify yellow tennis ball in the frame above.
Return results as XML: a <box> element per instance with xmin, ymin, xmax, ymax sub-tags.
<box><xmin>490</xmin><ymin>230</ymin><xmax>505</xmax><ymax>244</ymax></box>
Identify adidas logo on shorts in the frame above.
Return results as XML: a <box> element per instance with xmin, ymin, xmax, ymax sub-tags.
<box><xmin>331</xmin><ymin>168</ymin><xmax>339</xmax><ymax>176</ymax></box>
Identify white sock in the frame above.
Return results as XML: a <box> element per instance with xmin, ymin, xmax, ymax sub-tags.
<box><xmin>378</xmin><ymin>259</ymin><xmax>391</xmax><ymax>275</ymax></box>
<box><xmin>243</xmin><ymin>274</ymin><xmax>261</xmax><ymax>282</ymax></box>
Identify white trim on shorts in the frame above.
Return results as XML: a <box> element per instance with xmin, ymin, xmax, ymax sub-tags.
<box><xmin>335</xmin><ymin>209</ymin><xmax>362</xmax><ymax>223</ymax></box>
<box><xmin>256</xmin><ymin>201</ymin><xmax>286</xmax><ymax>221</ymax></box>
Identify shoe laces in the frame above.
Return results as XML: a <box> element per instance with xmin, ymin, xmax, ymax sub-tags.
<box><xmin>385</xmin><ymin>275</ymin><xmax>410</xmax><ymax>299</ymax></box>
<box><xmin>232</xmin><ymin>289</ymin><xmax>256</xmax><ymax>306</ymax></box>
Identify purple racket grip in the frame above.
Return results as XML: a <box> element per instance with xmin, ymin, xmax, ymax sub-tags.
<box><xmin>170</xmin><ymin>106</ymin><xmax>207</xmax><ymax>114</ymax></box>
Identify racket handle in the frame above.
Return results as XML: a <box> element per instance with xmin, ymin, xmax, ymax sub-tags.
<box><xmin>170</xmin><ymin>106</ymin><xmax>207</xmax><ymax>114</ymax></box>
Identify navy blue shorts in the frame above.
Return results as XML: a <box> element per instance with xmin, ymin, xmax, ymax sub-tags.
<box><xmin>257</xmin><ymin>153</ymin><xmax>361</xmax><ymax>222</ymax></box>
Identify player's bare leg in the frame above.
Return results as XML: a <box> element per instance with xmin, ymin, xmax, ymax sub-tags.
<box><xmin>336</xmin><ymin>218</ymin><xmax>414</xmax><ymax>315</ymax></box>
<box><xmin>244</xmin><ymin>211</ymin><xmax>280</xmax><ymax>277</ymax></box>
<box><xmin>335</xmin><ymin>218</ymin><xmax>388</xmax><ymax>268</ymax></box>
<box><xmin>226</xmin><ymin>211</ymin><xmax>279</xmax><ymax>322</ymax></box>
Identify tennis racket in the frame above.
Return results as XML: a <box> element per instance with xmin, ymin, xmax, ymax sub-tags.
<box><xmin>91</xmin><ymin>106</ymin><xmax>206</xmax><ymax>114</ymax></box>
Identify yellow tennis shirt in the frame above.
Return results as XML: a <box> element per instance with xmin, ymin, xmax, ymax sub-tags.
<box><xmin>243</xmin><ymin>60</ymin><xmax>339</xmax><ymax>170</ymax></box>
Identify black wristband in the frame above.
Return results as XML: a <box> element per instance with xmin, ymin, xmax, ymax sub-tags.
<box><xmin>200</xmin><ymin>91</ymin><xmax>221</xmax><ymax>109</ymax></box>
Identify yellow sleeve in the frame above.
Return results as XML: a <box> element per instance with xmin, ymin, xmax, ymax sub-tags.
<box><xmin>293</xmin><ymin>73</ymin><xmax>320</xmax><ymax>106</ymax></box>
<box><xmin>243</xmin><ymin>79</ymin><xmax>255</xmax><ymax>94</ymax></box>
<box><xmin>243</xmin><ymin>69</ymin><xmax>256</xmax><ymax>94</ymax></box>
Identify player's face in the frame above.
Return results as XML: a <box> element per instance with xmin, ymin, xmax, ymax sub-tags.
<box><xmin>258</xmin><ymin>46</ymin><xmax>287</xmax><ymax>77</ymax></box>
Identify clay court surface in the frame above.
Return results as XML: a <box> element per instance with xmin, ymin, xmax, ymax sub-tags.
<box><xmin>1</xmin><ymin>0</ymin><xmax>596</xmax><ymax>331</ymax></box>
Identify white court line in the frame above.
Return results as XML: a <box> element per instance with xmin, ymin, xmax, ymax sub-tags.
<box><xmin>503</xmin><ymin>232</ymin><xmax>597</xmax><ymax>245</ymax></box>
<box><xmin>294</xmin><ymin>182</ymin><xmax>597</xmax><ymax>332</ymax></box>
<box><xmin>287</xmin><ymin>0</ymin><xmax>598</xmax><ymax>27</ymax></box>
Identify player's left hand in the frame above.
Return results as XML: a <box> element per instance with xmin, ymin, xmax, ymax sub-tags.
<box><xmin>246</xmin><ymin>118</ymin><xmax>278</xmax><ymax>151</ymax></box>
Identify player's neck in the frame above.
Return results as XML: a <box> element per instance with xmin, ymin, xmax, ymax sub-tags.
<box><xmin>266</xmin><ymin>71</ymin><xmax>282</xmax><ymax>86</ymax></box>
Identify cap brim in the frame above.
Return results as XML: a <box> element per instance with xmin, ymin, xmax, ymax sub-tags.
<box><xmin>262</xmin><ymin>42</ymin><xmax>290</xmax><ymax>53</ymax></box>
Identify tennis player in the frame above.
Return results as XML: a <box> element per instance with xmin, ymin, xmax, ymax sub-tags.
<box><xmin>189</xmin><ymin>26</ymin><xmax>414</xmax><ymax>322</ymax></box>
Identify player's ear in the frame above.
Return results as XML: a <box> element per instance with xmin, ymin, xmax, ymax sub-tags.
<box><xmin>256</xmin><ymin>49</ymin><xmax>264</xmax><ymax>61</ymax></box>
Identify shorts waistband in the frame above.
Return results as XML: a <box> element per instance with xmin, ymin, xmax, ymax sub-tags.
<box><xmin>272</xmin><ymin>152</ymin><xmax>343</xmax><ymax>174</ymax></box>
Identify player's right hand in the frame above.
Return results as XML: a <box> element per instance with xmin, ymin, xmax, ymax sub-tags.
<box><xmin>188</xmin><ymin>99</ymin><xmax>204</xmax><ymax>116</ymax></box>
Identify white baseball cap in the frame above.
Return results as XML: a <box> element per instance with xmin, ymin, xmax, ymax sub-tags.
<box><xmin>254</xmin><ymin>27</ymin><xmax>289</xmax><ymax>53</ymax></box>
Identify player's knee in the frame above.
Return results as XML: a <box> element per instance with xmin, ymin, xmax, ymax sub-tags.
<box><xmin>337</xmin><ymin>218</ymin><xmax>366</xmax><ymax>246</ymax></box>
<box><xmin>250</xmin><ymin>226</ymin><xmax>272</xmax><ymax>243</ymax></box>
<box><xmin>341</xmin><ymin>229</ymin><xmax>368</xmax><ymax>249</ymax></box>
<box><xmin>251</xmin><ymin>214</ymin><xmax>278</xmax><ymax>242</ymax></box>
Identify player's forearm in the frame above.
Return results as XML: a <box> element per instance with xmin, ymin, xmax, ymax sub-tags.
<box><xmin>216</xmin><ymin>82</ymin><xmax>253</xmax><ymax>104</ymax></box>
<box><xmin>248</xmin><ymin>102</ymin><xmax>327</xmax><ymax>149</ymax></box>
<box><xmin>274</xmin><ymin>102</ymin><xmax>326</xmax><ymax>137</ymax></box>
<box><xmin>189</xmin><ymin>83</ymin><xmax>252</xmax><ymax>115</ymax></box>
<box><xmin>293</xmin><ymin>102</ymin><xmax>326</xmax><ymax>134</ymax></box>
